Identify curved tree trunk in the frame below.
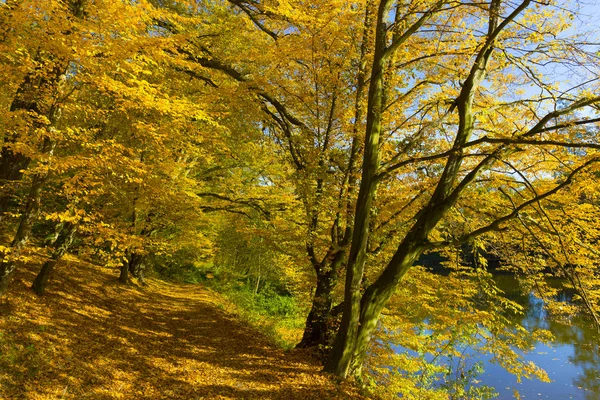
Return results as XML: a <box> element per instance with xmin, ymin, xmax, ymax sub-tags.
<box><xmin>349</xmin><ymin>244</ymin><xmax>423</xmax><ymax>376</ymax></box>
<box><xmin>323</xmin><ymin>180</ymin><xmax>378</xmax><ymax>376</ymax></box>
<box><xmin>324</xmin><ymin>0</ymin><xmax>389</xmax><ymax>376</ymax></box>
<box><xmin>32</xmin><ymin>222</ymin><xmax>77</xmax><ymax>296</ymax></box>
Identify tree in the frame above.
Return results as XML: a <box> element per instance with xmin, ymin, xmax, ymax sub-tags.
<box><xmin>0</xmin><ymin>0</ymin><xmax>224</xmax><ymax>295</ymax></box>
<box><xmin>324</xmin><ymin>0</ymin><xmax>600</xmax><ymax>378</ymax></box>
<box><xmin>2</xmin><ymin>1</ymin><xmax>598</xmax><ymax>394</ymax></box>
<box><xmin>0</xmin><ymin>0</ymin><xmax>89</xmax><ymax>295</ymax></box>
<box><xmin>145</xmin><ymin>0</ymin><xmax>374</xmax><ymax>349</ymax></box>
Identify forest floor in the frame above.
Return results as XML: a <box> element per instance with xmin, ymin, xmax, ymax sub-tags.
<box><xmin>0</xmin><ymin>259</ymin><xmax>366</xmax><ymax>399</ymax></box>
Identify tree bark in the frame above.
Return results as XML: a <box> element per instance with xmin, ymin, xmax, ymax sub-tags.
<box><xmin>120</xmin><ymin>251</ymin><xmax>146</xmax><ymax>284</ymax></box>
<box><xmin>32</xmin><ymin>222</ymin><xmax>77</xmax><ymax>295</ymax></box>
<box><xmin>324</xmin><ymin>0</ymin><xmax>390</xmax><ymax>378</ymax></box>
<box><xmin>350</xmin><ymin>239</ymin><xmax>424</xmax><ymax>375</ymax></box>
<box><xmin>128</xmin><ymin>252</ymin><xmax>146</xmax><ymax>285</ymax></box>
<box><xmin>0</xmin><ymin>148</ymin><xmax>31</xmax><ymax>216</ymax></box>
<box><xmin>298</xmin><ymin>255</ymin><xmax>343</xmax><ymax>350</ymax></box>
<box><xmin>136</xmin><ymin>264</ymin><xmax>147</xmax><ymax>285</ymax></box>
<box><xmin>118</xmin><ymin>259</ymin><xmax>130</xmax><ymax>284</ymax></box>
<box><xmin>0</xmin><ymin>138</ymin><xmax>53</xmax><ymax>296</ymax></box>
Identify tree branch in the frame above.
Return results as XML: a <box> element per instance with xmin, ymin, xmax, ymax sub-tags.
<box><xmin>429</xmin><ymin>156</ymin><xmax>600</xmax><ymax>248</ymax></box>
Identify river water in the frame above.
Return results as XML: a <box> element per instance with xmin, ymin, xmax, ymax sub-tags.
<box><xmin>475</xmin><ymin>275</ymin><xmax>599</xmax><ymax>400</ymax></box>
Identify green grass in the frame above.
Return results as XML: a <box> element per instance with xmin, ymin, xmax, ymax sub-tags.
<box><xmin>207</xmin><ymin>280</ymin><xmax>305</xmax><ymax>349</ymax></box>
<box><xmin>0</xmin><ymin>331</ymin><xmax>46</xmax><ymax>391</ymax></box>
<box><xmin>154</xmin><ymin>263</ymin><xmax>307</xmax><ymax>349</ymax></box>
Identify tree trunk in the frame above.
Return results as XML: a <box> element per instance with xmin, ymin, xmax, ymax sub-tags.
<box><xmin>31</xmin><ymin>260</ymin><xmax>55</xmax><ymax>296</ymax></box>
<box><xmin>32</xmin><ymin>222</ymin><xmax>76</xmax><ymax>295</ymax></box>
<box><xmin>0</xmin><ymin>56</ymin><xmax>66</xmax><ymax>220</ymax></box>
<box><xmin>0</xmin><ymin>265</ymin><xmax>12</xmax><ymax>296</ymax></box>
<box><xmin>349</xmin><ymin>244</ymin><xmax>423</xmax><ymax>376</ymax></box>
<box><xmin>0</xmin><ymin>147</ymin><xmax>31</xmax><ymax>217</ymax></box>
<box><xmin>120</xmin><ymin>251</ymin><xmax>146</xmax><ymax>284</ymax></box>
<box><xmin>298</xmin><ymin>269</ymin><xmax>336</xmax><ymax>349</ymax></box>
<box><xmin>324</xmin><ymin>0</ymin><xmax>389</xmax><ymax>377</ymax></box>
<box><xmin>299</xmin><ymin>250</ymin><xmax>345</xmax><ymax>350</ymax></box>
<box><xmin>0</xmin><ymin>135</ymin><xmax>55</xmax><ymax>296</ymax></box>
<box><xmin>127</xmin><ymin>252</ymin><xmax>143</xmax><ymax>275</ymax></box>
<box><xmin>118</xmin><ymin>261</ymin><xmax>129</xmax><ymax>284</ymax></box>
<box><xmin>127</xmin><ymin>252</ymin><xmax>146</xmax><ymax>285</ymax></box>
<box><xmin>136</xmin><ymin>265</ymin><xmax>146</xmax><ymax>286</ymax></box>
<box><xmin>323</xmin><ymin>183</ymin><xmax>377</xmax><ymax>376</ymax></box>
<box><xmin>0</xmin><ymin>154</ymin><xmax>51</xmax><ymax>296</ymax></box>
<box><xmin>254</xmin><ymin>253</ymin><xmax>261</xmax><ymax>294</ymax></box>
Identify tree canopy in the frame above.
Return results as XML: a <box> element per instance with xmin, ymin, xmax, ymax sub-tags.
<box><xmin>1</xmin><ymin>0</ymin><xmax>599</xmax><ymax>397</ymax></box>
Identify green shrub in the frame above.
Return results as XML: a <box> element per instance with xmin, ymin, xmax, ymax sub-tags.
<box><xmin>204</xmin><ymin>278</ymin><xmax>304</xmax><ymax>349</ymax></box>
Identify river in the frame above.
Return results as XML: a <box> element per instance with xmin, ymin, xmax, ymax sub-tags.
<box><xmin>472</xmin><ymin>275</ymin><xmax>599</xmax><ymax>400</ymax></box>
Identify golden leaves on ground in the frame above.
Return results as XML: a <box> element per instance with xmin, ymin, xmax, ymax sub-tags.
<box><xmin>0</xmin><ymin>262</ymin><xmax>365</xmax><ymax>400</ymax></box>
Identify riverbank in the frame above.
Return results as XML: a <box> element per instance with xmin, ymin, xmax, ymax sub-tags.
<box><xmin>0</xmin><ymin>259</ymin><xmax>365</xmax><ymax>399</ymax></box>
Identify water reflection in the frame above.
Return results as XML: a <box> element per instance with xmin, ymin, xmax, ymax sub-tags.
<box><xmin>480</xmin><ymin>276</ymin><xmax>600</xmax><ymax>400</ymax></box>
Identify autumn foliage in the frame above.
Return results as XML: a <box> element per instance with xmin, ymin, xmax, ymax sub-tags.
<box><xmin>1</xmin><ymin>0</ymin><xmax>600</xmax><ymax>398</ymax></box>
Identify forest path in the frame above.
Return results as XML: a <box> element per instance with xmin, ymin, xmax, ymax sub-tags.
<box><xmin>0</xmin><ymin>260</ymin><xmax>363</xmax><ymax>399</ymax></box>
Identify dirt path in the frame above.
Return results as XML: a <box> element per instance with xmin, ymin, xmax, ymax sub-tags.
<box><xmin>0</xmin><ymin>260</ymin><xmax>364</xmax><ymax>399</ymax></box>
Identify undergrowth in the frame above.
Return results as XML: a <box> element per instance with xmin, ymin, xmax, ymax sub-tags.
<box><xmin>155</xmin><ymin>264</ymin><xmax>306</xmax><ymax>350</ymax></box>
<box><xmin>211</xmin><ymin>281</ymin><xmax>305</xmax><ymax>349</ymax></box>
<box><xmin>0</xmin><ymin>328</ymin><xmax>48</xmax><ymax>393</ymax></box>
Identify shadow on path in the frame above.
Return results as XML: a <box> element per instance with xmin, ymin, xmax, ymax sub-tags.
<box><xmin>0</xmin><ymin>261</ymin><xmax>363</xmax><ymax>399</ymax></box>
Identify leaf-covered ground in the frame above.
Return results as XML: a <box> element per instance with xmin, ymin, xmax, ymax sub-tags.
<box><xmin>0</xmin><ymin>260</ymin><xmax>365</xmax><ymax>399</ymax></box>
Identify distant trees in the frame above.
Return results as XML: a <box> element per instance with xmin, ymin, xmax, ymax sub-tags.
<box><xmin>0</xmin><ymin>0</ymin><xmax>243</xmax><ymax>295</ymax></box>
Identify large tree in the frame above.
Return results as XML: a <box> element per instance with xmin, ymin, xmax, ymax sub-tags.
<box><xmin>324</xmin><ymin>0</ymin><xmax>600</xmax><ymax>378</ymax></box>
